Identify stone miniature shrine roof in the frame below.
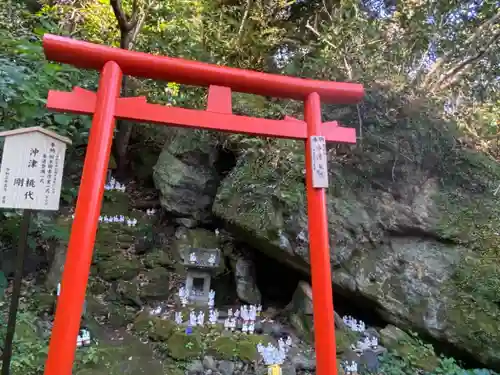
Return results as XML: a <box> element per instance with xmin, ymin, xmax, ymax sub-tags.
<box><xmin>182</xmin><ymin>248</ymin><xmax>221</xmax><ymax>269</ymax></box>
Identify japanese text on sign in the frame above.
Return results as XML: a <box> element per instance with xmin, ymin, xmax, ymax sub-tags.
<box><xmin>309</xmin><ymin>136</ymin><xmax>329</xmax><ymax>188</ymax></box>
<box><xmin>0</xmin><ymin>130</ymin><xmax>68</xmax><ymax>210</ymax></box>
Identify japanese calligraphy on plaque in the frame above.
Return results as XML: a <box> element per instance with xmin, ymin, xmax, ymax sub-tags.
<box><xmin>0</xmin><ymin>127</ymin><xmax>71</xmax><ymax>211</ymax></box>
<box><xmin>309</xmin><ymin>135</ymin><xmax>329</xmax><ymax>188</ymax></box>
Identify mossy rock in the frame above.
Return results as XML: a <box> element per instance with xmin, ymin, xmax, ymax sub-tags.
<box><xmin>173</xmin><ymin>227</ymin><xmax>221</xmax><ymax>260</ymax></box>
<box><xmin>133</xmin><ymin>311</ymin><xmax>153</xmax><ymax>333</ymax></box>
<box><xmin>101</xmin><ymin>191</ymin><xmax>130</xmax><ymax>216</ymax></box>
<box><xmin>379</xmin><ymin>325</ymin><xmax>439</xmax><ymax>371</ymax></box>
<box><xmin>149</xmin><ymin>318</ymin><xmax>177</xmax><ymax>342</ymax></box>
<box><xmin>208</xmin><ymin>333</ymin><xmax>269</xmax><ymax>362</ymax></box>
<box><xmin>33</xmin><ymin>292</ymin><xmax>56</xmax><ymax>314</ymax></box>
<box><xmin>289</xmin><ymin>312</ymin><xmax>314</xmax><ymax>342</ymax></box>
<box><xmin>74</xmin><ymin>342</ymin><xmax>165</xmax><ymax>375</ymax></box>
<box><xmin>143</xmin><ymin>250</ymin><xmax>175</xmax><ymax>268</ymax></box>
<box><xmin>97</xmin><ymin>257</ymin><xmax>141</xmax><ymax>281</ymax></box>
<box><xmin>166</xmin><ymin>330</ymin><xmax>202</xmax><ymax>360</ymax></box>
<box><xmin>139</xmin><ymin>267</ymin><xmax>171</xmax><ymax>300</ymax></box>
<box><xmin>116</xmin><ymin>280</ymin><xmax>142</xmax><ymax>306</ymax></box>
<box><xmin>336</xmin><ymin>329</ymin><xmax>360</xmax><ymax>354</ymax></box>
<box><xmin>237</xmin><ymin>334</ymin><xmax>268</xmax><ymax>362</ymax></box>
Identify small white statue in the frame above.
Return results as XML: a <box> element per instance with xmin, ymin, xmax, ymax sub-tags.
<box><xmin>119</xmin><ymin>215</ymin><xmax>125</xmax><ymax>222</ymax></box>
<box><xmin>81</xmin><ymin>329</ymin><xmax>91</xmax><ymax>346</ymax></box>
<box><xmin>209</xmin><ymin>309</ymin><xmax>218</xmax><ymax>325</ymax></box>
<box><xmin>242</xmin><ymin>321</ymin><xmax>248</xmax><ymax>333</ymax></box>
<box><xmin>234</xmin><ymin>308</ymin><xmax>240</xmax><ymax>319</ymax></box>
<box><xmin>197</xmin><ymin>311</ymin><xmax>205</xmax><ymax>326</ymax></box>
<box><xmin>248</xmin><ymin>321</ymin><xmax>255</xmax><ymax>334</ymax></box>
<box><xmin>57</xmin><ymin>283</ymin><xmax>61</xmax><ymax>297</ymax></box>
<box><xmin>208</xmin><ymin>289</ymin><xmax>215</xmax><ymax>308</ymax></box>
<box><xmin>98</xmin><ymin>216</ymin><xmax>103</xmax><ymax>222</ymax></box>
<box><xmin>249</xmin><ymin>305</ymin><xmax>257</xmax><ymax>321</ymax></box>
<box><xmin>241</xmin><ymin>305</ymin><xmax>248</xmax><ymax>321</ymax></box>
<box><xmin>345</xmin><ymin>361</ymin><xmax>358</xmax><ymax>375</ymax></box>
<box><xmin>175</xmin><ymin>311</ymin><xmax>183</xmax><ymax>325</ymax></box>
<box><xmin>189</xmin><ymin>252</ymin><xmax>197</xmax><ymax>263</ymax></box>
<box><xmin>230</xmin><ymin>317</ymin><xmax>236</xmax><ymax>331</ymax></box>
<box><xmin>370</xmin><ymin>336</ymin><xmax>378</xmax><ymax>348</ymax></box>
<box><xmin>208</xmin><ymin>253</ymin><xmax>216</xmax><ymax>266</ymax></box>
<box><xmin>257</xmin><ymin>343</ymin><xmax>286</xmax><ymax>366</ymax></box>
<box><xmin>151</xmin><ymin>306</ymin><xmax>162</xmax><ymax>316</ymax></box>
<box><xmin>224</xmin><ymin>318</ymin><xmax>230</xmax><ymax>330</ymax></box>
<box><xmin>228</xmin><ymin>308</ymin><xmax>233</xmax><ymax>317</ymax></box>
<box><xmin>357</xmin><ymin>320</ymin><xmax>366</xmax><ymax>332</ymax></box>
<box><xmin>256</xmin><ymin>304</ymin><xmax>262</xmax><ymax>316</ymax></box>
<box><xmin>355</xmin><ymin>337</ymin><xmax>371</xmax><ymax>351</ymax></box>
<box><xmin>126</xmin><ymin>219</ymin><xmax>132</xmax><ymax>227</ymax></box>
<box><xmin>278</xmin><ymin>338</ymin><xmax>286</xmax><ymax>353</ymax></box>
<box><xmin>189</xmin><ymin>311</ymin><xmax>198</xmax><ymax>326</ymax></box>
<box><xmin>179</xmin><ymin>287</ymin><xmax>186</xmax><ymax>298</ymax></box>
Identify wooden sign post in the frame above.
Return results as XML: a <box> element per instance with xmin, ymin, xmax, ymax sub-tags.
<box><xmin>0</xmin><ymin>127</ymin><xmax>71</xmax><ymax>375</ymax></box>
<box><xmin>41</xmin><ymin>34</ymin><xmax>364</xmax><ymax>375</ymax></box>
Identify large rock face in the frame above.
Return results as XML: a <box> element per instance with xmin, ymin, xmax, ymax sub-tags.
<box><xmin>153</xmin><ymin>130</ymin><xmax>220</xmax><ymax>223</ymax></box>
<box><xmin>212</xmin><ymin>91</ymin><xmax>500</xmax><ymax>369</ymax></box>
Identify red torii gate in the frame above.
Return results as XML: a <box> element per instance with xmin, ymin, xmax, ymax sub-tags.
<box><xmin>42</xmin><ymin>34</ymin><xmax>364</xmax><ymax>375</ymax></box>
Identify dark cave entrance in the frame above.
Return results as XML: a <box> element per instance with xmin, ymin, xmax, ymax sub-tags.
<box><xmin>253</xmin><ymin>249</ymin><xmax>302</xmax><ymax>309</ymax></box>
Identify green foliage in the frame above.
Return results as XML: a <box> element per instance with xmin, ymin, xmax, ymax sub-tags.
<box><xmin>379</xmin><ymin>352</ymin><xmax>498</xmax><ymax>375</ymax></box>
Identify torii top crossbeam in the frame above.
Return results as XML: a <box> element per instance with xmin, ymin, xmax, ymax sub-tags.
<box><xmin>41</xmin><ymin>33</ymin><xmax>364</xmax><ymax>375</ymax></box>
<box><xmin>43</xmin><ymin>34</ymin><xmax>363</xmax><ymax>104</ymax></box>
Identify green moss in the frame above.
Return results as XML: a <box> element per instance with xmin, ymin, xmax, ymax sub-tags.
<box><xmin>336</xmin><ymin>329</ymin><xmax>360</xmax><ymax>353</ymax></box>
<box><xmin>139</xmin><ymin>268</ymin><xmax>171</xmax><ymax>300</ymax></box>
<box><xmin>133</xmin><ymin>311</ymin><xmax>153</xmax><ymax>333</ymax></box>
<box><xmin>208</xmin><ymin>333</ymin><xmax>269</xmax><ymax>362</ymax></box>
<box><xmin>97</xmin><ymin>257</ymin><xmax>141</xmax><ymax>281</ymax></box>
<box><xmin>143</xmin><ymin>250</ymin><xmax>174</xmax><ymax>268</ymax></box>
<box><xmin>150</xmin><ymin>318</ymin><xmax>177</xmax><ymax>341</ymax></box>
<box><xmin>173</xmin><ymin>228</ymin><xmax>220</xmax><ymax>254</ymax></box>
<box><xmin>380</xmin><ymin>326</ymin><xmax>439</xmax><ymax>372</ymax></box>
<box><xmin>166</xmin><ymin>330</ymin><xmax>202</xmax><ymax>360</ymax></box>
<box><xmin>101</xmin><ymin>191</ymin><xmax>130</xmax><ymax>216</ymax></box>
<box><xmin>32</xmin><ymin>292</ymin><xmax>55</xmax><ymax>314</ymax></box>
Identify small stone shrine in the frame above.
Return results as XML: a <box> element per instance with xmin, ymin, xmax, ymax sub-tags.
<box><xmin>183</xmin><ymin>247</ymin><xmax>221</xmax><ymax>305</ymax></box>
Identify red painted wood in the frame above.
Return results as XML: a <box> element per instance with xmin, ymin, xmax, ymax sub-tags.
<box><xmin>44</xmin><ymin>62</ymin><xmax>123</xmax><ymax>375</ymax></box>
<box><xmin>43</xmin><ymin>34</ymin><xmax>364</xmax><ymax>104</ymax></box>
<box><xmin>305</xmin><ymin>92</ymin><xmax>338</xmax><ymax>375</ymax></box>
<box><xmin>207</xmin><ymin>85</ymin><xmax>232</xmax><ymax>113</ymax></box>
<box><xmin>47</xmin><ymin>88</ymin><xmax>356</xmax><ymax>143</ymax></box>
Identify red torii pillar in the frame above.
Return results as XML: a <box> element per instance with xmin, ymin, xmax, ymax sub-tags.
<box><xmin>41</xmin><ymin>34</ymin><xmax>364</xmax><ymax>375</ymax></box>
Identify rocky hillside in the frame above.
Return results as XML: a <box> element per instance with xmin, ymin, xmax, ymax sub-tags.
<box><xmin>154</xmin><ymin>87</ymin><xmax>500</xmax><ymax>369</ymax></box>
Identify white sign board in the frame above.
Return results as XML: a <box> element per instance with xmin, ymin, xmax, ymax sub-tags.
<box><xmin>309</xmin><ymin>135</ymin><xmax>329</xmax><ymax>188</ymax></box>
<box><xmin>0</xmin><ymin>128</ymin><xmax>70</xmax><ymax>211</ymax></box>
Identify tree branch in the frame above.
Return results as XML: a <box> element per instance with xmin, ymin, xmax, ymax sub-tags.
<box><xmin>238</xmin><ymin>0</ymin><xmax>254</xmax><ymax>43</ymax></box>
<box><xmin>110</xmin><ymin>0</ymin><xmax>138</xmax><ymax>32</ymax></box>
<box><xmin>422</xmin><ymin>10</ymin><xmax>500</xmax><ymax>89</ymax></box>
<box><xmin>431</xmin><ymin>29</ymin><xmax>500</xmax><ymax>92</ymax></box>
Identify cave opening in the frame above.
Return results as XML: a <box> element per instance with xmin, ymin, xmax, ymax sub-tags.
<box><xmin>214</xmin><ymin>145</ymin><xmax>237</xmax><ymax>180</ymax></box>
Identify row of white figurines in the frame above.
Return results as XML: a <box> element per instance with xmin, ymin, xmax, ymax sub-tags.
<box><xmin>179</xmin><ymin>287</ymin><xmax>219</xmax><ymax>307</ymax></box>
<box><xmin>70</xmin><ymin>213</ymin><xmax>139</xmax><ymax>227</ymax></box>
<box><xmin>257</xmin><ymin>338</ymin><xmax>293</xmax><ymax>366</ymax></box>
<box><xmin>176</xmin><ymin>309</ymin><xmax>261</xmax><ymax>334</ymax></box>
<box><xmin>343</xmin><ymin>315</ymin><xmax>366</xmax><ymax>332</ymax></box>
<box><xmin>104</xmin><ymin>177</ymin><xmax>126</xmax><ymax>192</ymax></box>
<box><xmin>343</xmin><ymin>361</ymin><xmax>359</xmax><ymax>375</ymax></box>
<box><xmin>187</xmin><ymin>252</ymin><xmax>217</xmax><ymax>266</ymax></box>
<box><xmin>352</xmin><ymin>336</ymin><xmax>379</xmax><ymax>352</ymax></box>
<box><xmin>175</xmin><ymin>310</ymin><xmax>218</xmax><ymax>326</ymax></box>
